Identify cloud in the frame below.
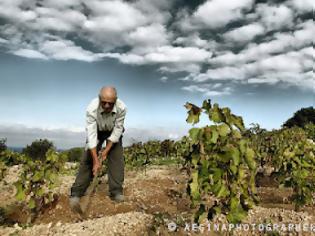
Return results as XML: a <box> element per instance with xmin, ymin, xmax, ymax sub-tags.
<box><xmin>103</xmin><ymin>46</ymin><xmax>212</xmax><ymax>72</ymax></box>
<box><xmin>83</xmin><ymin>1</ymin><xmax>147</xmax><ymax>33</ymax></box>
<box><xmin>184</xmin><ymin>46</ymin><xmax>314</xmax><ymax>91</ymax></box>
<box><xmin>160</xmin><ymin>76</ymin><xmax>168</xmax><ymax>82</ymax></box>
<box><xmin>41</xmin><ymin>0</ymin><xmax>82</xmax><ymax>9</ymax></box>
<box><xmin>124</xmin><ymin>126</ymin><xmax>188</xmax><ymax>146</ymax></box>
<box><xmin>255</xmin><ymin>4</ymin><xmax>294</xmax><ymax>31</ymax></box>
<box><xmin>287</xmin><ymin>0</ymin><xmax>314</xmax><ymax>13</ymax></box>
<box><xmin>191</xmin><ymin>0</ymin><xmax>254</xmax><ymax>29</ymax></box>
<box><xmin>0</xmin><ymin>0</ymin><xmax>313</xmax><ymax>94</ymax></box>
<box><xmin>0</xmin><ymin>37</ymin><xmax>8</xmax><ymax>44</ymax></box>
<box><xmin>182</xmin><ymin>84</ymin><xmax>232</xmax><ymax>97</ymax></box>
<box><xmin>39</xmin><ymin>39</ymin><xmax>101</xmax><ymax>62</ymax></box>
<box><xmin>174</xmin><ymin>33</ymin><xmax>219</xmax><ymax>50</ymax></box>
<box><xmin>0</xmin><ymin>124</ymin><xmax>86</xmax><ymax>149</ymax></box>
<box><xmin>210</xmin><ymin>20</ymin><xmax>314</xmax><ymax>66</ymax></box>
<box><xmin>0</xmin><ymin>124</ymin><xmax>188</xmax><ymax>148</ymax></box>
<box><xmin>33</xmin><ymin>7</ymin><xmax>87</xmax><ymax>32</ymax></box>
<box><xmin>127</xmin><ymin>23</ymin><xmax>169</xmax><ymax>50</ymax></box>
<box><xmin>12</xmin><ymin>48</ymin><xmax>48</xmax><ymax>60</ymax></box>
<box><xmin>223</xmin><ymin>23</ymin><xmax>265</xmax><ymax>43</ymax></box>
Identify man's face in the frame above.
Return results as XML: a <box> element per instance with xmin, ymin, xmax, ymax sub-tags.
<box><xmin>99</xmin><ymin>95</ymin><xmax>116</xmax><ymax>113</ymax></box>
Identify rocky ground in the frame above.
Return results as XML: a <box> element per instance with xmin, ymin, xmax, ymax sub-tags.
<box><xmin>0</xmin><ymin>164</ymin><xmax>314</xmax><ymax>236</ymax></box>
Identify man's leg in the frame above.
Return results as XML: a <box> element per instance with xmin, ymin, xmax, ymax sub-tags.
<box><xmin>70</xmin><ymin>150</ymin><xmax>93</xmax><ymax>197</ymax></box>
<box><xmin>107</xmin><ymin>138</ymin><xmax>125</xmax><ymax>198</ymax></box>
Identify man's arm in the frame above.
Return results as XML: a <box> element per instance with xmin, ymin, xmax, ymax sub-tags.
<box><xmin>86</xmin><ymin>108</ymin><xmax>101</xmax><ymax>175</ymax></box>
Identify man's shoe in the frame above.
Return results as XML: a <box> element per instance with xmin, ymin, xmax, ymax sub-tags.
<box><xmin>69</xmin><ymin>196</ymin><xmax>83</xmax><ymax>215</ymax></box>
<box><xmin>110</xmin><ymin>194</ymin><xmax>124</xmax><ymax>203</ymax></box>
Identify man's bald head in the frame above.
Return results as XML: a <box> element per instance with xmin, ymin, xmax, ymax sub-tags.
<box><xmin>99</xmin><ymin>86</ymin><xmax>117</xmax><ymax>100</ymax></box>
<box><xmin>99</xmin><ymin>86</ymin><xmax>117</xmax><ymax>113</ymax></box>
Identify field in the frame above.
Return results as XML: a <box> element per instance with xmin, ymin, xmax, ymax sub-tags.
<box><xmin>0</xmin><ymin>102</ymin><xmax>314</xmax><ymax>235</ymax></box>
<box><xmin>0</xmin><ymin>162</ymin><xmax>314</xmax><ymax>236</ymax></box>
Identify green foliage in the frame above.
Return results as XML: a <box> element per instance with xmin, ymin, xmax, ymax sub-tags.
<box><xmin>62</xmin><ymin>147</ymin><xmax>84</xmax><ymax>162</ymax></box>
<box><xmin>14</xmin><ymin>149</ymin><xmax>66</xmax><ymax>221</ymax></box>
<box><xmin>0</xmin><ymin>138</ymin><xmax>7</xmax><ymax>152</ymax></box>
<box><xmin>161</xmin><ymin>139</ymin><xmax>175</xmax><ymax>158</ymax></box>
<box><xmin>304</xmin><ymin>123</ymin><xmax>315</xmax><ymax>141</ymax></box>
<box><xmin>0</xmin><ymin>161</ymin><xmax>7</xmax><ymax>181</ymax></box>
<box><xmin>22</xmin><ymin>139</ymin><xmax>55</xmax><ymax>161</ymax></box>
<box><xmin>0</xmin><ymin>149</ymin><xmax>28</xmax><ymax>166</ymax></box>
<box><xmin>124</xmin><ymin>139</ymin><xmax>183</xmax><ymax>169</ymax></box>
<box><xmin>184</xmin><ymin>99</ymin><xmax>258</xmax><ymax>224</ymax></box>
<box><xmin>249</xmin><ymin>126</ymin><xmax>315</xmax><ymax>210</ymax></box>
<box><xmin>283</xmin><ymin>106</ymin><xmax>315</xmax><ymax>128</ymax></box>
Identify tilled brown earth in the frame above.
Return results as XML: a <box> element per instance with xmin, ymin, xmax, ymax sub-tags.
<box><xmin>0</xmin><ymin>165</ymin><xmax>314</xmax><ymax>236</ymax></box>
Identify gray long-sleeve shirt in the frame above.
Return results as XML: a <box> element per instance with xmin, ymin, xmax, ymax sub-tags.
<box><xmin>85</xmin><ymin>97</ymin><xmax>127</xmax><ymax>149</ymax></box>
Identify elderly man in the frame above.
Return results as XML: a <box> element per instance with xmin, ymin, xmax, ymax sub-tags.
<box><xmin>69</xmin><ymin>86</ymin><xmax>127</xmax><ymax>211</ymax></box>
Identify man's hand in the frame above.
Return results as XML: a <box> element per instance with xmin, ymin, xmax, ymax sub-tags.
<box><xmin>100</xmin><ymin>149</ymin><xmax>108</xmax><ymax>161</ymax></box>
<box><xmin>100</xmin><ymin>139</ymin><xmax>113</xmax><ymax>161</ymax></box>
<box><xmin>92</xmin><ymin>159</ymin><xmax>101</xmax><ymax>176</ymax></box>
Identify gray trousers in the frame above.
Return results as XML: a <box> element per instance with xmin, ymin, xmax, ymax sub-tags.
<box><xmin>70</xmin><ymin>131</ymin><xmax>124</xmax><ymax>197</ymax></box>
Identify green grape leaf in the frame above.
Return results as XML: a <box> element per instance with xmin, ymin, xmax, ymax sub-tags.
<box><xmin>15</xmin><ymin>182</ymin><xmax>26</xmax><ymax>201</ymax></box>
<box><xmin>185</xmin><ymin>103</ymin><xmax>202</xmax><ymax>124</ymax></box>
<box><xmin>231</xmin><ymin>115</ymin><xmax>245</xmax><ymax>131</ymax></box>
<box><xmin>245</xmin><ymin>148</ymin><xmax>256</xmax><ymax>170</ymax></box>
<box><xmin>227</xmin><ymin>207</ymin><xmax>247</xmax><ymax>224</ymax></box>
<box><xmin>189</xmin><ymin>128</ymin><xmax>201</xmax><ymax>144</ymax></box>
<box><xmin>210</xmin><ymin>130</ymin><xmax>219</xmax><ymax>143</ymax></box>
<box><xmin>230</xmin><ymin>196</ymin><xmax>239</xmax><ymax>211</ymax></box>
<box><xmin>230</xmin><ymin>164</ymin><xmax>237</xmax><ymax>175</ymax></box>
<box><xmin>28</xmin><ymin>198</ymin><xmax>36</xmax><ymax>209</ymax></box>
<box><xmin>217</xmin><ymin>124</ymin><xmax>230</xmax><ymax>137</ymax></box>
<box><xmin>216</xmin><ymin>184</ymin><xmax>230</xmax><ymax>198</ymax></box>
<box><xmin>211</xmin><ymin>168</ymin><xmax>223</xmax><ymax>182</ymax></box>
<box><xmin>36</xmin><ymin>188</ymin><xmax>45</xmax><ymax>197</ymax></box>
<box><xmin>210</xmin><ymin>104</ymin><xmax>224</xmax><ymax>123</ymax></box>
<box><xmin>190</xmin><ymin>171</ymin><xmax>200</xmax><ymax>200</ymax></box>
<box><xmin>33</xmin><ymin>170</ymin><xmax>44</xmax><ymax>182</ymax></box>
<box><xmin>202</xmin><ymin>99</ymin><xmax>212</xmax><ymax>113</ymax></box>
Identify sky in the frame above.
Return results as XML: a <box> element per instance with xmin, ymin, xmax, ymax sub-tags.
<box><xmin>0</xmin><ymin>0</ymin><xmax>314</xmax><ymax>149</ymax></box>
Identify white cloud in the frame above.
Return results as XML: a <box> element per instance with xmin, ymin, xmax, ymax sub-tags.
<box><xmin>124</xmin><ymin>126</ymin><xmax>189</xmax><ymax>146</ymax></box>
<box><xmin>174</xmin><ymin>33</ymin><xmax>216</xmax><ymax>50</ymax></box>
<box><xmin>160</xmin><ymin>76</ymin><xmax>168</xmax><ymax>82</ymax></box>
<box><xmin>103</xmin><ymin>46</ymin><xmax>212</xmax><ymax>73</ymax></box>
<box><xmin>192</xmin><ymin>0</ymin><xmax>254</xmax><ymax>28</ymax></box>
<box><xmin>0</xmin><ymin>6</ymin><xmax>37</xmax><ymax>22</ymax></box>
<box><xmin>159</xmin><ymin>63</ymin><xmax>202</xmax><ymax>74</ymax></box>
<box><xmin>127</xmin><ymin>23</ymin><xmax>169</xmax><ymax>50</ymax></box>
<box><xmin>186</xmin><ymin>47</ymin><xmax>313</xmax><ymax>91</ymax></box>
<box><xmin>40</xmin><ymin>39</ymin><xmax>101</xmax><ymax>62</ymax></box>
<box><xmin>0</xmin><ymin>0</ymin><xmax>312</xmax><ymax>94</ymax></box>
<box><xmin>255</xmin><ymin>4</ymin><xmax>294</xmax><ymax>31</ymax></box>
<box><xmin>0</xmin><ymin>123</ymin><xmax>86</xmax><ymax>149</ymax></box>
<box><xmin>12</xmin><ymin>48</ymin><xmax>48</xmax><ymax>60</ymax></box>
<box><xmin>145</xmin><ymin>46</ymin><xmax>211</xmax><ymax>63</ymax></box>
<box><xmin>223</xmin><ymin>23</ymin><xmax>265</xmax><ymax>43</ymax></box>
<box><xmin>287</xmin><ymin>0</ymin><xmax>314</xmax><ymax>13</ymax></box>
<box><xmin>103</xmin><ymin>52</ymin><xmax>144</xmax><ymax>65</ymax></box>
<box><xmin>182</xmin><ymin>84</ymin><xmax>232</xmax><ymax>96</ymax></box>
<box><xmin>32</xmin><ymin>7</ymin><xmax>87</xmax><ymax>32</ymax></box>
<box><xmin>83</xmin><ymin>0</ymin><xmax>147</xmax><ymax>33</ymax></box>
<box><xmin>42</xmin><ymin>0</ymin><xmax>82</xmax><ymax>8</ymax></box>
<box><xmin>210</xmin><ymin>20</ymin><xmax>314</xmax><ymax>66</ymax></box>
<box><xmin>0</xmin><ymin>37</ymin><xmax>8</xmax><ymax>44</ymax></box>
